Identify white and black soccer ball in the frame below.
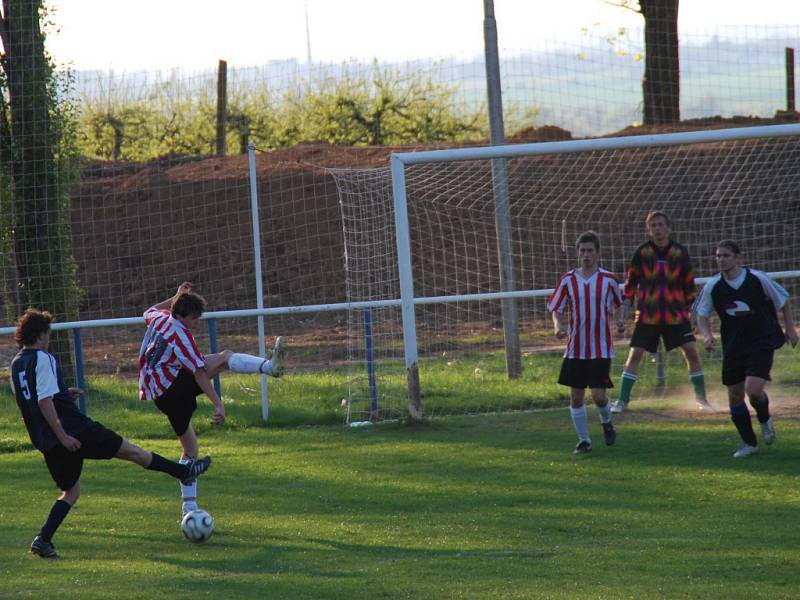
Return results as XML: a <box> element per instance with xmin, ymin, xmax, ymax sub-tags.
<box><xmin>181</xmin><ymin>509</ymin><xmax>215</xmax><ymax>543</ymax></box>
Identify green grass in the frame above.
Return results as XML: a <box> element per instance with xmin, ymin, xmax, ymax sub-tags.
<box><xmin>1</xmin><ymin>349</ymin><xmax>800</xmax><ymax>598</ymax></box>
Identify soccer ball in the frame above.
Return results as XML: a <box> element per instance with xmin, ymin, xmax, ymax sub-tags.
<box><xmin>181</xmin><ymin>509</ymin><xmax>215</xmax><ymax>543</ymax></box>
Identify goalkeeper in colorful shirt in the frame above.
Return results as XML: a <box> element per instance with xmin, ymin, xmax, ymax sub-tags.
<box><xmin>695</xmin><ymin>240</ymin><xmax>797</xmax><ymax>458</ymax></box>
<box><xmin>547</xmin><ymin>231</ymin><xmax>625</xmax><ymax>454</ymax></box>
<box><xmin>611</xmin><ymin>211</ymin><xmax>710</xmax><ymax>413</ymax></box>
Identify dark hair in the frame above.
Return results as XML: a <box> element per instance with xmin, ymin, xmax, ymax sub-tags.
<box><xmin>645</xmin><ymin>210</ymin><xmax>671</xmax><ymax>228</ymax></box>
<box><xmin>171</xmin><ymin>292</ymin><xmax>206</xmax><ymax>318</ymax></box>
<box><xmin>716</xmin><ymin>239</ymin><xmax>741</xmax><ymax>255</ymax></box>
<box><xmin>576</xmin><ymin>230</ymin><xmax>600</xmax><ymax>251</ymax></box>
<box><xmin>15</xmin><ymin>308</ymin><xmax>53</xmax><ymax>347</ymax></box>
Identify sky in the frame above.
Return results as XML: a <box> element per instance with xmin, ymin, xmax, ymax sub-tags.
<box><xmin>42</xmin><ymin>0</ymin><xmax>800</xmax><ymax>72</ymax></box>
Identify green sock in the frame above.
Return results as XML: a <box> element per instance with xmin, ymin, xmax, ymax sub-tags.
<box><xmin>690</xmin><ymin>371</ymin><xmax>706</xmax><ymax>401</ymax></box>
<box><xmin>619</xmin><ymin>372</ymin><xmax>637</xmax><ymax>403</ymax></box>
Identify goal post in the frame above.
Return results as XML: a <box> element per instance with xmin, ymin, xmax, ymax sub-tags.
<box><xmin>334</xmin><ymin>123</ymin><xmax>800</xmax><ymax>422</ymax></box>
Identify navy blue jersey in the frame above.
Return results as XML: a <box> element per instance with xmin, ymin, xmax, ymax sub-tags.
<box><xmin>10</xmin><ymin>349</ymin><xmax>92</xmax><ymax>452</ymax></box>
<box><xmin>705</xmin><ymin>269</ymin><xmax>785</xmax><ymax>355</ymax></box>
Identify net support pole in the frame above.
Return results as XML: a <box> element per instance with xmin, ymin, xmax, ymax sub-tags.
<box><xmin>248</xmin><ymin>142</ymin><xmax>270</xmax><ymax>421</ymax></box>
<box><xmin>390</xmin><ymin>154</ymin><xmax>421</xmax><ymax>419</ymax></box>
<box><xmin>483</xmin><ymin>0</ymin><xmax>522</xmax><ymax>379</ymax></box>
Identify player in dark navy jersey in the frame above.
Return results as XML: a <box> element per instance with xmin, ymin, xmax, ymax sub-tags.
<box><xmin>695</xmin><ymin>240</ymin><xmax>798</xmax><ymax>458</ymax></box>
<box><xmin>10</xmin><ymin>308</ymin><xmax>212</xmax><ymax>558</ymax></box>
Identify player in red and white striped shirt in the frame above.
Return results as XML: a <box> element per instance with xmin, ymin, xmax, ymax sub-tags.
<box><xmin>139</xmin><ymin>282</ymin><xmax>287</xmax><ymax>516</ymax></box>
<box><xmin>547</xmin><ymin>231</ymin><xmax>625</xmax><ymax>454</ymax></box>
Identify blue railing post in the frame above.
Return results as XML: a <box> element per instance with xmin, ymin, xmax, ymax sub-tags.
<box><xmin>363</xmin><ymin>308</ymin><xmax>378</xmax><ymax>414</ymax></box>
<box><xmin>207</xmin><ymin>318</ymin><xmax>222</xmax><ymax>398</ymax></box>
<box><xmin>73</xmin><ymin>328</ymin><xmax>87</xmax><ymax>414</ymax></box>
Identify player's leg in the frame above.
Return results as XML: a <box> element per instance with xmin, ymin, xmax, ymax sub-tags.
<box><xmin>569</xmin><ymin>388</ymin><xmax>592</xmax><ymax>453</ymax></box>
<box><xmin>560</xmin><ymin>359</ymin><xmax>591</xmax><ymax>453</ymax></box>
<box><xmin>745</xmin><ymin>375</ymin><xmax>775</xmax><ymax>444</ymax></box>
<box><xmin>177</xmin><ymin>424</ymin><xmax>202</xmax><ymax>514</ymax></box>
<box><xmin>223</xmin><ymin>336</ymin><xmax>287</xmax><ymax>377</ymax></box>
<box><xmin>114</xmin><ymin>437</ymin><xmax>211</xmax><ymax>481</ymax></box>
<box><xmin>33</xmin><ymin>450</ymin><xmax>83</xmax><ymax>558</ymax></box>
<box><xmin>154</xmin><ymin>382</ymin><xmax>204</xmax><ymax>515</ymax></box>
<box><xmin>612</xmin><ymin>345</ymin><xmax>646</xmax><ymax>413</ymax></box>
<box><xmin>677</xmin><ymin>336</ymin><xmax>711</xmax><ymax>411</ymax></box>
<box><xmin>742</xmin><ymin>348</ymin><xmax>776</xmax><ymax>444</ymax></box>
<box><xmin>727</xmin><ymin>376</ymin><xmax>758</xmax><ymax>457</ymax></box>
<box><xmin>589</xmin><ymin>359</ymin><xmax>616</xmax><ymax>446</ymax></box>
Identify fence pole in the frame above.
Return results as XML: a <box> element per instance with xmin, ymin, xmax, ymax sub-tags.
<box><xmin>216</xmin><ymin>59</ymin><xmax>228</xmax><ymax>156</ymax></box>
<box><xmin>247</xmin><ymin>142</ymin><xmax>270</xmax><ymax>420</ymax></box>
<box><xmin>483</xmin><ymin>0</ymin><xmax>522</xmax><ymax>379</ymax></box>
<box><xmin>73</xmin><ymin>328</ymin><xmax>87</xmax><ymax>414</ymax></box>
<box><xmin>363</xmin><ymin>308</ymin><xmax>378</xmax><ymax>417</ymax></box>
<box><xmin>787</xmin><ymin>48</ymin><xmax>796</xmax><ymax>113</ymax></box>
<box><xmin>207</xmin><ymin>318</ymin><xmax>222</xmax><ymax>398</ymax></box>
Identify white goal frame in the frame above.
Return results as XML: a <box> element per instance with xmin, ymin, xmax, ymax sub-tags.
<box><xmin>389</xmin><ymin>123</ymin><xmax>800</xmax><ymax>415</ymax></box>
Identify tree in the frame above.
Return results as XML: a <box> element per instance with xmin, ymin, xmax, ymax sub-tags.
<box><xmin>607</xmin><ymin>0</ymin><xmax>680</xmax><ymax>125</ymax></box>
<box><xmin>0</xmin><ymin>0</ymin><xmax>81</xmax><ymax>376</ymax></box>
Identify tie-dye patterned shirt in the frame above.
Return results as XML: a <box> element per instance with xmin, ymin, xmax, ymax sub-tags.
<box><xmin>624</xmin><ymin>240</ymin><xmax>696</xmax><ymax>325</ymax></box>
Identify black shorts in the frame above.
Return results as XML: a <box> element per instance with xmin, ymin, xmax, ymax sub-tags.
<box><xmin>630</xmin><ymin>322</ymin><xmax>695</xmax><ymax>353</ymax></box>
<box><xmin>558</xmin><ymin>358</ymin><xmax>613</xmax><ymax>389</ymax></box>
<box><xmin>722</xmin><ymin>346</ymin><xmax>774</xmax><ymax>386</ymax></box>
<box><xmin>153</xmin><ymin>369</ymin><xmax>202</xmax><ymax>436</ymax></box>
<box><xmin>43</xmin><ymin>422</ymin><xmax>124</xmax><ymax>491</ymax></box>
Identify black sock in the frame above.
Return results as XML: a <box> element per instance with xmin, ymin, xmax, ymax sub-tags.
<box><xmin>730</xmin><ymin>403</ymin><xmax>758</xmax><ymax>446</ymax></box>
<box><xmin>750</xmin><ymin>393</ymin><xmax>770</xmax><ymax>424</ymax></box>
<box><xmin>147</xmin><ymin>453</ymin><xmax>189</xmax><ymax>480</ymax></box>
<box><xmin>39</xmin><ymin>499</ymin><xmax>72</xmax><ymax>543</ymax></box>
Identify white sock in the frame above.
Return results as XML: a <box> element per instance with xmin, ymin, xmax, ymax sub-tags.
<box><xmin>570</xmin><ymin>405</ymin><xmax>590</xmax><ymax>443</ymax></box>
<box><xmin>228</xmin><ymin>352</ymin><xmax>271</xmax><ymax>374</ymax></box>
<box><xmin>595</xmin><ymin>401</ymin><xmax>612</xmax><ymax>425</ymax></box>
<box><xmin>179</xmin><ymin>456</ymin><xmax>198</xmax><ymax>510</ymax></box>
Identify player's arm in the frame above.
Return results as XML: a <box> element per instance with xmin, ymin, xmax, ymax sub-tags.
<box><xmin>781</xmin><ymin>301</ymin><xmax>798</xmax><ymax>347</ymax></box>
<box><xmin>693</xmin><ymin>286</ymin><xmax>715</xmax><ymax>351</ymax></box>
<box><xmin>551</xmin><ymin>309</ymin><xmax>567</xmax><ymax>339</ymax></box>
<box><xmin>38</xmin><ymin>396</ymin><xmax>81</xmax><ymax>451</ymax></box>
<box><xmin>192</xmin><ymin>368</ymin><xmax>226</xmax><ymax>424</ymax></box>
<box><xmin>147</xmin><ymin>281</ymin><xmax>193</xmax><ymax>314</ymax></box>
<box><xmin>696</xmin><ymin>315</ymin><xmax>715</xmax><ymax>352</ymax></box>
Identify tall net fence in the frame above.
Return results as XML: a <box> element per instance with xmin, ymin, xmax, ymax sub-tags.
<box><xmin>333</xmin><ymin>132</ymin><xmax>800</xmax><ymax>421</ymax></box>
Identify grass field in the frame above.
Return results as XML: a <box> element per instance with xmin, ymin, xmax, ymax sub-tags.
<box><xmin>1</xmin><ymin>349</ymin><xmax>800</xmax><ymax>599</ymax></box>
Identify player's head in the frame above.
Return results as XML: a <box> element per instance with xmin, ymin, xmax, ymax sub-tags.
<box><xmin>575</xmin><ymin>230</ymin><xmax>600</xmax><ymax>268</ymax></box>
<box><xmin>715</xmin><ymin>239</ymin><xmax>741</xmax><ymax>273</ymax></box>
<box><xmin>15</xmin><ymin>308</ymin><xmax>53</xmax><ymax>348</ymax></box>
<box><xmin>171</xmin><ymin>292</ymin><xmax>206</xmax><ymax>330</ymax></box>
<box><xmin>644</xmin><ymin>210</ymin><xmax>671</xmax><ymax>244</ymax></box>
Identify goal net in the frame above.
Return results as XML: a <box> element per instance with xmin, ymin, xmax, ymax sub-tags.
<box><xmin>333</xmin><ymin>125</ymin><xmax>800</xmax><ymax>422</ymax></box>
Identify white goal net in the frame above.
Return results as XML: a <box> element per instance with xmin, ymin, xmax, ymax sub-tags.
<box><xmin>333</xmin><ymin>125</ymin><xmax>800</xmax><ymax>422</ymax></box>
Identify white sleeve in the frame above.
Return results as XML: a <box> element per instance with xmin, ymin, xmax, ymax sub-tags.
<box><xmin>35</xmin><ymin>351</ymin><xmax>61</xmax><ymax>402</ymax></box>
<box><xmin>752</xmin><ymin>270</ymin><xmax>790</xmax><ymax>309</ymax></box>
<box><xmin>693</xmin><ymin>277</ymin><xmax>718</xmax><ymax>318</ymax></box>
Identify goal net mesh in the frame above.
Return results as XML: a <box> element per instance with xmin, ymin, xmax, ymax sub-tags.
<box><xmin>333</xmin><ymin>132</ymin><xmax>800</xmax><ymax>421</ymax></box>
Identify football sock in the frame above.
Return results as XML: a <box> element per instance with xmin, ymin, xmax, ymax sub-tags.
<box><xmin>595</xmin><ymin>400</ymin><xmax>612</xmax><ymax>424</ymax></box>
<box><xmin>229</xmin><ymin>352</ymin><xmax>272</xmax><ymax>374</ymax></box>
<box><xmin>147</xmin><ymin>452</ymin><xmax>189</xmax><ymax>479</ymax></box>
<box><xmin>730</xmin><ymin>403</ymin><xmax>758</xmax><ymax>447</ymax></box>
<box><xmin>618</xmin><ymin>371</ymin><xmax>637</xmax><ymax>403</ymax></box>
<box><xmin>749</xmin><ymin>392</ymin><xmax>770</xmax><ymax>423</ymax></box>
<box><xmin>689</xmin><ymin>371</ymin><xmax>707</xmax><ymax>401</ymax></box>
<box><xmin>179</xmin><ymin>457</ymin><xmax>198</xmax><ymax>509</ymax></box>
<box><xmin>570</xmin><ymin>405</ymin><xmax>590</xmax><ymax>443</ymax></box>
<box><xmin>39</xmin><ymin>499</ymin><xmax>71</xmax><ymax>543</ymax></box>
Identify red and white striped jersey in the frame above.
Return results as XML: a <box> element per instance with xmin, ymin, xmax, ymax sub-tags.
<box><xmin>547</xmin><ymin>268</ymin><xmax>622</xmax><ymax>359</ymax></box>
<box><xmin>138</xmin><ymin>308</ymin><xmax>206</xmax><ymax>401</ymax></box>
